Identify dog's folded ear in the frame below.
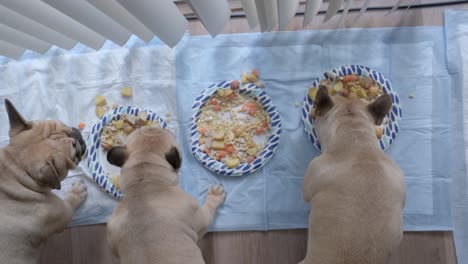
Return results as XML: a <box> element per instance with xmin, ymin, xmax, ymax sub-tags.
<box><xmin>39</xmin><ymin>160</ymin><xmax>61</xmax><ymax>190</ymax></box>
<box><xmin>315</xmin><ymin>85</ymin><xmax>334</xmax><ymax>117</ymax></box>
<box><xmin>165</xmin><ymin>146</ymin><xmax>181</xmax><ymax>171</ymax></box>
<box><xmin>5</xmin><ymin>99</ymin><xmax>32</xmax><ymax>136</ymax></box>
<box><xmin>367</xmin><ymin>94</ymin><xmax>392</xmax><ymax>125</ymax></box>
<box><xmin>107</xmin><ymin>146</ymin><xmax>129</xmax><ymax>167</ymax></box>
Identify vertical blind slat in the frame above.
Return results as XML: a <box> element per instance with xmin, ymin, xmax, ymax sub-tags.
<box><xmin>0</xmin><ymin>0</ymin><xmax>106</xmax><ymax>50</ymax></box>
<box><xmin>0</xmin><ymin>4</ymin><xmax>76</xmax><ymax>50</ymax></box>
<box><xmin>42</xmin><ymin>0</ymin><xmax>132</xmax><ymax>46</ymax></box>
<box><xmin>0</xmin><ymin>24</ymin><xmax>51</xmax><ymax>53</ymax></box>
<box><xmin>186</xmin><ymin>0</ymin><xmax>231</xmax><ymax>37</ymax></box>
<box><xmin>86</xmin><ymin>0</ymin><xmax>154</xmax><ymax>42</ymax></box>
<box><xmin>116</xmin><ymin>0</ymin><xmax>188</xmax><ymax>47</ymax></box>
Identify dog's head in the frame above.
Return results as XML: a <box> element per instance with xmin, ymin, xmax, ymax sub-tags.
<box><xmin>5</xmin><ymin>99</ymin><xmax>86</xmax><ymax>190</ymax></box>
<box><xmin>106</xmin><ymin>127</ymin><xmax>182</xmax><ymax>172</ymax></box>
<box><xmin>313</xmin><ymin>85</ymin><xmax>392</xmax><ymax>148</ymax></box>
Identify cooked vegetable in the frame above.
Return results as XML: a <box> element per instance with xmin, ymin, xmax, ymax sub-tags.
<box><xmin>96</xmin><ymin>106</ymin><xmax>106</xmax><ymax>118</ymax></box>
<box><xmin>121</xmin><ymin>87</ymin><xmax>133</xmax><ymax>97</ymax></box>
<box><xmin>226</xmin><ymin>158</ymin><xmax>240</xmax><ymax>168</ymax></box>
<box><xmin>95</xmin><ymin>95</ymin><xmax>107</xmax><ymax>106</ymax></box>
<box><xmin>78</xmin><ymin>122</ymin><xmax>86</xmax><ymax>131</ymax></box>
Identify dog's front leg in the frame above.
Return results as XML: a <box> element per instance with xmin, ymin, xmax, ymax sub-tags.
<box><xmin>57</xmin><ymin>180</ymin><xmax>88</xmax><ymax>229</ymax></box>
<box><xmin>196</xmin><ymin>185</ymin><xmax>226</xmax><ymax>238</ymax></box>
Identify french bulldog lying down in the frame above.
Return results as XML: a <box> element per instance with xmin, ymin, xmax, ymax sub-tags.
<box><xmin>300</xmin><ymin>86</ymin><xmax>406</xmax><ymax>264</ymax></box>
<box><xmin>106</xmin><ymin>126</ymin><xmax>226</xmax><ymax>264</ymax></box>
<box><xmin>0</xmin><ymin>99</ymin><xmax>87</xmax><ymax>264</ymax></box>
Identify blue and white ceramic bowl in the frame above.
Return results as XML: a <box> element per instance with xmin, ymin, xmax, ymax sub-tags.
<box><xmin>190</xmin><ymin>81</ymin><xmax>282</xmax><ymax>176</ymax></box>
<box><xmin>302</xmin><ymin>65</ymin><xmax>402</xmax><ymax>152</ymax></box>
<box><xmin>86</xmin><ymin>106</ymin><xmax>167</xmax><ymax>199</ymax></box>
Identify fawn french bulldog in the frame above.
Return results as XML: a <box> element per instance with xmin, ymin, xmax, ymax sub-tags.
<box><xmin>107</xmin><ymin>127</ymin><xmax>225</xmax><ymax>264</ymax></box>
<box><xmin>300</xmin><ymin>86</ymin><xmax>406</xmax><ymax>264</ymax></box>
<box><xmin>0</xmin><ymin>99</ymin><xmax>87</xmax><ymax>264</ymax></box>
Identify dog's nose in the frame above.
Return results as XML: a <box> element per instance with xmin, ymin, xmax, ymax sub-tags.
<box><xmin>71</xmin><ymin>127</ymin><xmax>87</xmax><ymax>160</ymax></box>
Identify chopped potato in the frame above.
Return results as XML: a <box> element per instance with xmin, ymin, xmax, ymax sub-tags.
<box><xmin>368</xmin><ymin>85</ymin><xmax>379</xmax><ymax>97</ymax></box>
<box><xmin>121</xmin><ymin>87</ymin><xmax>133</xmax><ymax>97</ymax></box>
<box><xmin>95</xmin><ymin>95</ymin><xmax>107</xmax><ymax>106</ymax></box>
<box><xmin>247</xmin><ymin>147</ymin><xmax>258</xmax><ymax>156</ymax></box>
<box><xmin>226</xmin><ymin>158</ymin><xmax>240</xmax><ymax>168</ymax></box>
<box><xmin>333</xmin><ymin>81</ymin><xmax>344</xmax><ymax>93</ymax></box>
<box><xmin>113</xmin><ymin>120</ymin><xmax>124</xmax><ymax>129</ymax></box>
<box><xmin>310</xmin><ymin>108</ymin><xmax>316</xmax><ymax>119</ymax></box>
<box><xmin>96</xmin><ymin>106</ymin><xmax>106</xmax><ymax>118</ymax></box>
<box><xmin>224</xmin><ymin>88</ymin><xmax>233</xmax><ymax>97</ymax></box>
<box><xmin>212</xmin><ymin>141</ymin><xmax>225</xmax><ymax>150</ymax></box>
<box><xmin>214</xmin><ymin>131</ymin><xmax>225</xmax><ymax>140</ymax></box>
<box><xmin>357</xmin><ymin>88</ymin><xmax>368</xmax><ymax>99</ymax></box>
<box><xmin>308</xmin><ymin>87</ymin><xmax>318</xmax><ymax>101</ymax></box>
<box><xmin>217</xmin><ymin>89</ymin><xmax>225</xmax><ymax>97</ymax></box>
<box><xmin>375</xmin><ymin>126</ymin><xmax>383</xmax><ymax>139</ymax></box>
<box><xmin>111</xmin><ymin>175</ymin><xmax>120</xmax><ymax>190</ymax></box>
<box><xmin>246</xmin><ymin>74</ymin><xmax>258</xmax><ymax>83</ymax></box>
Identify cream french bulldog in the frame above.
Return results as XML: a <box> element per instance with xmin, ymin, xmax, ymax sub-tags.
<box><xmin>300</xmin><ymin>86</ymin><xmax>406</xmax><ymax>264</ymax></box>
<box><xmin>107</xmin><ymin>126</ymin><xmax>226</xmax><ymax>264</ymax></box>
<box><xmin>0</xmin><ymin>99</ymin><xmax>88</xmax><ymax>264</ymax></box>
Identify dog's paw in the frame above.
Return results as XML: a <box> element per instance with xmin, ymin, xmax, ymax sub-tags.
<box><xmin>67</xmin><ymin>179</ymin><xmax>88</xmax><ymax>208</ymax></box>
<box><xmin>206</xmin><ymin>185</ymin><xmax>226</xmax><ymax>206</ymax></box>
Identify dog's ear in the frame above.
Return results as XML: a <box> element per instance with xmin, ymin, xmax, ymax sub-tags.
<box><xmin>165</xmin><ymin>146</ymin><xmax>181</xmax><ymax>171</ymax></box>
<box><xmin>5</xmin><ymin>99</ymin><xmax>32</xmax><ymax>136</ymax></box>
<box><xmin>315</xmin><ymin>85</ymin><xmax>334</xmax><ymax>117</ymax></box>
<box><xmin>38</xmin><ymin>160</ymin><xmax>61</xmax><ymax>190</ymax></box>
<box><xmin>367</xmin><ymin>94</ymin><xmax>392</xmax><ymax>125</ymax></box>
<box><xmin>107</xmin><ymin>146</ymin><xmax>129</xmax><ymax>167</ymax></box>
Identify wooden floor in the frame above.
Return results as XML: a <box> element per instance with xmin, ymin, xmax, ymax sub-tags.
<box><xmin>40</xmin><ymin>1</ymin><xmax>466</xmax><ymax>263</ymax></box>
<box><xmin>40</xmin><ymin>225</ymin><xmax>457</xmax><ymax>264</ymax></box>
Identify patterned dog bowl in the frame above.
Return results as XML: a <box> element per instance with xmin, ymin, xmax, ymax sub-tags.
<box><xmin>86</xmin><ymin>106</ymin><xmax>167</xmax><ymax>198</ymax></box>
<box><xmin>190</xmin><ymin>81</ymin><xmax>282</xmax><ymax>176</ymax></box>
<box><xmin>302</xmin><ymin>65</ymin><xmax>402</xmax><ymax>152</ymax></box>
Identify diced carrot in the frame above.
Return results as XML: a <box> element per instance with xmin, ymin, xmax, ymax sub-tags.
<box><xmin>261</xmin><ymin>121</ymin><xmax>268</xmax><ymax>128</ymax></box>
<box><xmin>210</xmin><ymin>99</ymin><xmax>219</xmax><ymax>105</ymax></box>
<box><xmin>255</xmin><ymin>127</ymin><xmax>265</xmax><ymax>134</ymax></box>
<box><xmin>248</xmin><ymin>107</ymin><xmax>257</xmax><ymax>116</ymax></box>
<box><xmin>218</xmin><ymin>150</ymin><xmax>227</xmax><ymax>158</ymax></box>
<box><xmin>252</xmin><ymin>69</ymin><xmax>259</xmax><ymax>77</ymax></box>
<box><xmin>246</xmin><ymin>156</ymin><xmax>255</xmax><ymax>164</ymax></box>
<box><xmin>342</xmin><ymin>74</ymin><xmax>358</xmax><ymax>83</ymax></box>
<box><xmin>78</xmin><ymin>122</ymin><xmax>86</xmax><ymax>131</ymax></box>
<box><xmin>204</xmin><ymin>148</ymin><xmax>210</xmax><ymax>154</ymax></box>
<box><xmin>213</xmin><ymin>105</ymin><xmax>222</xmax><ymax>111</ymax></box>
<box><xmin>226</xmin><ymin>93</ymin><xmax>235</xmax><ymax>100</ymax></box>
<box><xmin>199</xmin><ymin>127</ymin><xmax>207</xmax><ymax>135</ymax></box>
<box><xmin>225</xmin><ymin>144</ymin><xmax>235</xmax><ymax>153</ymax></box>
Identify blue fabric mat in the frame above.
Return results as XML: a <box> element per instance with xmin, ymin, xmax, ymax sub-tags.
<box><xmin>176</xmin><ymin>27</ymin><xmax>453</xmax><ymax>231</ymax></box>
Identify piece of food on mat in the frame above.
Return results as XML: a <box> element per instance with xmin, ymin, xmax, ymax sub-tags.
<box><xmin>240</xmin><ymin>69</ymin><xmax>265</xmax><ymax>87</ymax></box>
<box><xmin>309</xmin><ymin>74</ymin><xmax>387</xmax><ymax>139</ymax></box>
<box><xmin>121</xmin><ymin>87</ymin><xmax>133</xmax><ymax>97</ymax></box>
<box><xmin>95</xmin><ymin>95</ymin><xmax>107</xmax><ymax>107</ymax></box>
<box><xmin>100</xmin><ymin>111</ymin><xmax>161</xmax><ymax>150</ymax></box>
<box><xmin>78</xmin><ymin>122</ymin><xmax>86</xmax><ymax>131</ymax></box>
<box><xmin>197</xmin><ymin>80</ymin><xmax>271</xmax><ymax>168</ymax></box>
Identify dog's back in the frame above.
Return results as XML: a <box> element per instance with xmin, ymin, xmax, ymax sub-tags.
<box><xmin>305</xmin><ymin>148</ymin><xmax>405</xmax><ymax>264</ymax></box>
<box><xmin>301</xmin><ymin>88</ymin><xmax>406</xmax><ymax>264</ymax></box>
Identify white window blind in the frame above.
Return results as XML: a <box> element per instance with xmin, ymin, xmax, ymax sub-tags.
<box><xmin>0</xmin><ymin>0</ymin><xmax>426</xmax><ymax>59</ymax></box>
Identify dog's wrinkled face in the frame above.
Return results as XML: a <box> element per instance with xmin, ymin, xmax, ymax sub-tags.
<box><xmin>5</xmin><ymin>99</ymin><xmax>86</xmax><ymax>190</ymax></box>
<box><xmin>107</xmin><ymin>127</ymin><xmax>182</xmax><ymax>172</ymax></box>
<box><xmin>314</xmin><ymin>85</ymin><xmax>392</xmax><ymax>148</ymax></box>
